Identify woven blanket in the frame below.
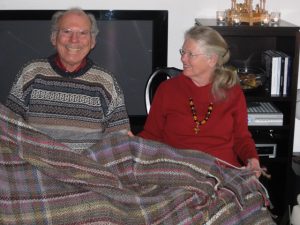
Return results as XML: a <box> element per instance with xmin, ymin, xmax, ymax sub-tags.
<box><xmin>0</xmin><ymin>103</ymin><xmax>275</xmax><ymax>225</ymax></box>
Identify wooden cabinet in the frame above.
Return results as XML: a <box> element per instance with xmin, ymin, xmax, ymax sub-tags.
<box><xmin>196</xmin><ymin>19</ymin><xmax>299</xmax><ymax>223</ymax></box>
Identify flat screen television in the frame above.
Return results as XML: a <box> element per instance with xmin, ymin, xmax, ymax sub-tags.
<box><xmin>0</xmin><ymin>10</ymin><xmax>168</xmax><ymax>120</ymax></box>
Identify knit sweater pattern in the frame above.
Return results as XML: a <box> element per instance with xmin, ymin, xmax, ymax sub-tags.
<box><xmin>6</xmin><ymin>55</ymin><xmax>130</xmax><ymax>152</ymax></box>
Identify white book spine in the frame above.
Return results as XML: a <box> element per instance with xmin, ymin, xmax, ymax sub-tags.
<box><xmin>276</xmin><ymin>56</ymin><xmax>281</xmax><ymax>95</ymax></box>
<box><xmin>283</xmin><ymin>56</ymin><xmax>289</xmax><ymax>95</ymax></box>
<box><xmin>271</xmin><ymin>57</ymin><xmax>278</xmax><ymax>95</ymax></box>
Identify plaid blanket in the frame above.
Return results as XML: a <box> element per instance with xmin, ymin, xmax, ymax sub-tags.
<box><xmin>0</xmin><ymin>103</ymin><xmax>275</xmax><ymax>225</ymax></box>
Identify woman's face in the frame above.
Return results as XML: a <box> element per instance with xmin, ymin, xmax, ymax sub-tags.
<box><xmin>180</xmin><ymin>38</ymin><xmax>217</xmax><ymax>85</ymax></box>
<box><xmin>51</xmin><ymin>12</ymin><xmax>96</xmax><ymax>72</ymax></box>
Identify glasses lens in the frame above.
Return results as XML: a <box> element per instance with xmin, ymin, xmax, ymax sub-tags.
<box><xmin>58</xmin><ymin>29</ymin><xmax>90</xmax><ymax>38</ymax></box>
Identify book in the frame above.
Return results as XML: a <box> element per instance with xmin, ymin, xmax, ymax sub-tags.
<box><xmin>272</xmin><ymin>51</ymin><xmax>281</xmax><ymax>95</ymax></box>
<box><xmin>276</xmin><ymin>51</ymin><xmax>292</xmax><ymax>96</ymax></box>
<box><xmin>262</xmin><ymin>50</ymin><xmax>281</xmax><ymax>95</ymax></box>
<box><xmin>271</xmin><ymin>50</ymin><xmax>285</xmax><ymax>95</ymax></box>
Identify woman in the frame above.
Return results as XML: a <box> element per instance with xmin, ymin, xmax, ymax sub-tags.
<box><xmin>139</xmin><ymin>25</ymin><xmax>261</xmax><ymax>176</ymax></box>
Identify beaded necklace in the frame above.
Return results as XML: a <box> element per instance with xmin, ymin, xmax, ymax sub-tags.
<box><xmin>189</xmin><ymin>97</ymin><xmax>213</xmax><ymax>134</ymax></box>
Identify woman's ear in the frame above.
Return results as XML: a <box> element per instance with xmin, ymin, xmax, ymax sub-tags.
<box><xmin>207</xmin><ymin>54</ymin><xmax>218</xmax><ymax>68</ymax></box>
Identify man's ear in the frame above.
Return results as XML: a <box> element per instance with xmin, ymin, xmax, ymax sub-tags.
<box><xmin>51</xmin><ymin>34</ymin><xmax>57</xmax><ymax>47</ymax></box>
<box><xmin>91</xmin><ymin>39</ymin><xmax>96</xmax><ymax>49</ymax></box>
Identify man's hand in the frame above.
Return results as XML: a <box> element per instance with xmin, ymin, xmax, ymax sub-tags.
<box><xmin>127</xmin><ymin>131</ymin><xmax>134</xmax><ymax>137</ymax></box>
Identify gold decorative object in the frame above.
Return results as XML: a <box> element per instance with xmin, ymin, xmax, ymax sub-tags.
<box><xmin>226</xmin><ymin>0</ymin><xmax>269</xmax><ymax>25</ymax></box>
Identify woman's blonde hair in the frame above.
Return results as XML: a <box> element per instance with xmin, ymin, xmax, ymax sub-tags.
<box><xmin>184</xmin><ymin>25</ymin><xmax>239</xmax><ymax>100</ymax></box>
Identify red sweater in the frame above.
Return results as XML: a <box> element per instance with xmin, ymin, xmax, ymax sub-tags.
<box><xmin>139</xmin><ymin>74</ymin><xmax>258</xmax><ymax>167</ymax></box>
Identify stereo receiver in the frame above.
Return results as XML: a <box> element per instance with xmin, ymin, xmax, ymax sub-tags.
<box><xmin>248</xmin><ymin>102</ymin><xmax>283</xmax><ymax>126</ymax></box>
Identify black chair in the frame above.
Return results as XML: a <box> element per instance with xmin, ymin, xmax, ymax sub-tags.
<box><xmin>145</xmin><ymin>67</ymin><xmax>182</xmax><ymax>114</ymax></box>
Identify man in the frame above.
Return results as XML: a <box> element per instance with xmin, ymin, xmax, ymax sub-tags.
<box><xmin>6</xmin><ymin>8</ymin><xmax>130</xmax><ymax>151</ymax></box>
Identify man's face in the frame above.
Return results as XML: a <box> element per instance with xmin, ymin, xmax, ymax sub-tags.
<box><xmin>51</xmin><ymin>12</ymin><xmax>96</xmax><ymax>72</ymax></box>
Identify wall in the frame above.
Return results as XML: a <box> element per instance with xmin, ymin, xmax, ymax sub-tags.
<box><xmin>1</xmin><ymin>0</ymin><xmax>300</xmax><ymax>67</ymax></box>
<box><xmin>1</xmin><ymin>0</ymin><xmax>300</xmax><ymax>152</ymax></box>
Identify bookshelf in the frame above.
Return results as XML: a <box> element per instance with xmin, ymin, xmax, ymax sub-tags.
<box><xmin>195</xmin><ymin>19</ymin><xmax>299</xmax><ymax>224</ymax></box>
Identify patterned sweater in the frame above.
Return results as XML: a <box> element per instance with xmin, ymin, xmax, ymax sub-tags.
<box><xmin>6</xmin><ymin>55</ymin><xmax>130</xmax><ymax>151</ymax></box>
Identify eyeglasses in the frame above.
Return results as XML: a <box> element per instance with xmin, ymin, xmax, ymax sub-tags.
<box><xmin>179</xmin><ymin>49</ymin><xmax>206</xmax><ymax>59</ymax></box>
<box><xmin>58</xmin><ymin>28</ymin><xmax>91</xmax><ymax>39</ymax></box>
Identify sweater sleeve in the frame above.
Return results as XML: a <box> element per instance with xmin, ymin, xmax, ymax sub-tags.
<box><xmin>138</xmin><ymin>82</ymin><xmax>167</xmax><ymax>142</ymax></box>
<box><xmin>5</xmin><ymin>66</ymin><xmax>30</xmax><ymax>120</ymax></box>
<box><xmin>232</xmin><ymin>87</ymin><xmax>259</xmax><ymax>165</ymax></box>
<box><xmin>104</xmin><ymin>77</ymin><xmax>130</xmax><ymax>134</ymax></box>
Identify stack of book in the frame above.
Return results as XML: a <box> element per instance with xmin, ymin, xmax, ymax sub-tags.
<box><xmin>262</xmin><ymin>50</ymin><xmax>292</xmax><ymax>96</ymax></box>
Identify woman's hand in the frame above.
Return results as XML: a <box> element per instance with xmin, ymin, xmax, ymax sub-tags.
<box><xmin>246</xmin><ymin>158</ymin><xmax>261</xmax><ymax>178</ymax></box>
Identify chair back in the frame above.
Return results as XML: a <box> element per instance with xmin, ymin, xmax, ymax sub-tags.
<box><xmin>145</xmin><ymin>67</ymin><xmax>182</xmax><ymax>114</ymax></box>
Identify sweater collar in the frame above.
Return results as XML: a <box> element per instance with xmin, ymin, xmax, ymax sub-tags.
<box><xmin>48</xmin><ymin>54</ymin><xmax>93</xmax><ymax>78</ymax></box>
<box><xmin>54</xmin><ymin>54</ymin><xmax>87</xmax><ymax>73</ymax></box>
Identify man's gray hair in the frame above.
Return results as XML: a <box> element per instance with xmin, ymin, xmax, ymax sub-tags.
<box><xmin>50</xmin><ymin>8</ymin><xmax>99</xmax><ymax>41</ymax></box>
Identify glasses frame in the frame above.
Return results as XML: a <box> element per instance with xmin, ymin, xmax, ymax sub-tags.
<box><xmin>57</xmin><ymin>28</ymin><xmax>92</xmax><ymax>39</ymax></box>
<box><xmin>179</xmin><ymin>49</ymin><xmax>207</xmax><ymax>59</ymax></box>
